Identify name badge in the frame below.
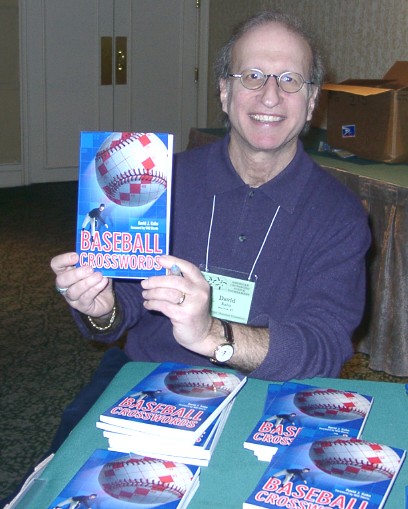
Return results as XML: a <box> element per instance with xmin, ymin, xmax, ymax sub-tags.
<box><xmin>201</xmin><ymin>266</ymin><xmax>256</xmax><ymax>324</ymax></box>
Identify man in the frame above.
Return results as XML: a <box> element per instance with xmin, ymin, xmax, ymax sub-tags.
<box><xmin>273</xmin><ymin>467</ymin><xmax>310</xmax><ymax>486</ymax></box>
<box><xmin>81</xmin><ymin>204</ymin><xmax>108</xmax><ymax>241</ymax></box>
<box><xmin>52</xmin><ymin>11</ymin><xmax>370</xmax><ymax>383</ymax></box>
<box><xmin>54</xmin><ymin>493</ymin><xmax>97</xmax><ymax>509</ymax></box>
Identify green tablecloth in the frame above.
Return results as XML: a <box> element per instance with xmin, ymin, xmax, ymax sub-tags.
<box><xmin>302</xmin><ymin>128</ymin><xmax>408</xmax><ymax>187</ymax></box>
<box><xmin>15</xmin><ymin>362</ymin><xmax>408</xmax><ymax>509</ymax></box>
<box><xmin>311</xmin><ymin>153</ymin><xmax>408</xmax><ymax>187</ymax></box>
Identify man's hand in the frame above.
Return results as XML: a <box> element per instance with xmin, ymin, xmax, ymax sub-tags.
<box><xmin>141</xmin><ymin>255</ymin><xmax>217</xmax><ymax>357</ymax></box>
<box><xmin>141</xmin><ymin>255</ymin><xmax>269</xmax><ymax>370</ymax></box>
<box><xmin>51</xmin><ymin>252</ymin><xmax>114</xmax><ymax>319</ymax></box>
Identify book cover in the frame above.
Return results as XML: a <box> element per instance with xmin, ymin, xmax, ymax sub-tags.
<box><xmin>48</xmin><ymin>449</ymin><xmax>199</xmax><ymax>509</ymax></box>
<box><xmin>99</xmin><ymin>362</ymin><xmax>247</xmax><ymax>443</ymax></box>
<box><xmin>243</xmin><ymin>436</ymin><xmax>406</xmax><ymax>509</ymax></box>
<box><xmin>100</xmin><ymin>401</ymin><xmax>235</xmax><ymax>466</ymax></box>
<box><xmin>244</xmin><ymin>382</ymin><xmax>373</xmax><ymax>462</ymax></box>
<box><xmin>76</xmin><ymin>131</ymin><xmax>173</xmax><ymax>279</ymax></box>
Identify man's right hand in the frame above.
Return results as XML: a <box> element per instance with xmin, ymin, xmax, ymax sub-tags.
<box><xmin>51</xmin><ymin>252</ymin><xmax>114</xmax><ymax>318</ymax></box>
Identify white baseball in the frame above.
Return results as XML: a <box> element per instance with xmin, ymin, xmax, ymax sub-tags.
<box><xmin>95</xmin><ymin>132</ymin><xmax>169</xmax><ymax>207</ymax></box>
<box><xmin>164</xmin><ymin>368</ymin><xmax>241</xmax><ymax>398</ymax></box>
<box><xmin>98</xmin><ymin>455</ymin><xmax>193</xmax><ymax>504</ymax></box>
<box><xmin>309</xmin><ymin>437</ymin><xmax>401</xmax><ymax>482</ymax></box>
<box><xmin>294</xmin><ymin>388</ymin><xmax>370</xmax><ymax>420</ymax></box>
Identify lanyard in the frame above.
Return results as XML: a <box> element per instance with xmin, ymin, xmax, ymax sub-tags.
<box><xmin>205</xmin><ymin>194</ymin><xmax>281</xmax><ymax>280</ymax></box>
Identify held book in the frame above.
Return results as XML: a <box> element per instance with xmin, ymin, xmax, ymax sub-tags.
<box><xmin>243</xmin><ymin>435</ymin><xmax>406</xmax><ymax>509</ymax></box>
<box><xmin>47</xmin><ymin>449</ymin><xmax>200</xmax><ymax>509</ymax></box>
<box><xmin>244</xmin><ymin>382</ymin><xmax>373</xmax><ymax>462</ymax></box>
<box><xmin>76</xmin><ymin>131</ymin><xmax>173</xmax><ymax>279</ymax></box>
<box><xmin>98</xmin><ymin>362</ymin><xmax>247</xmax><ymax>443</ymax></box>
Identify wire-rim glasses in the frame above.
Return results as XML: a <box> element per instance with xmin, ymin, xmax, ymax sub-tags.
<box><xmin>228</xmin><ymin>68</ymin><xmax>314</xmax><ymax>93</ymax></box>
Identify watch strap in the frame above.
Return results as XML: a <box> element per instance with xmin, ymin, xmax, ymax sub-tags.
<box><xmin>210</xmin><ymin>319</ymin><xmax>234</xmax><ymax>363</ymax></box>
<box><xmin>220</xmin><ymin>319</ymin><xmax>234</xmax><ymax>345</ymax></box>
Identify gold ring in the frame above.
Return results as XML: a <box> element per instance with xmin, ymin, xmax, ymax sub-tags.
<box><xmin>177</xmin><ymin>293</ymin><xmax>186</xmax><ymax>305</ymax></box>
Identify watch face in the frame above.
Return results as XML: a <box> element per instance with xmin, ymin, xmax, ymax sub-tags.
<box><xmin>215</xmin><ymin>343</ymin><xmax>234</xmax><ymax>363</ymax></box>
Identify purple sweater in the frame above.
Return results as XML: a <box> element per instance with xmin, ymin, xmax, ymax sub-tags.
<box><xmin>74</xmin><ymin>136</ymin><xmax>371</xmax><ymax>381</ymax></box>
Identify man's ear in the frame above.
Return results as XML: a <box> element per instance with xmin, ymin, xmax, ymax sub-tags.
<box><xmin>219</xmin><ymin>79</ymin><xmax>229</xmax><ymax>114</ymax></box>
<box><xmin>306</xmin><ymin>86</ymin><xmax>319</xmax><ymax>122</ymax></box>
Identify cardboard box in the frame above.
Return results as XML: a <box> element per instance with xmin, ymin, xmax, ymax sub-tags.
<box><xmin>323</xmin><ymin>62</ymin><xmax>408</xmax><ymax>163</ymax></box>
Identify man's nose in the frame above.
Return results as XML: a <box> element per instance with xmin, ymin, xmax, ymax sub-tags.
<box><xmin>259</xmin><ymin>76</ymin><xmax>281</xmax><ymax>105</ymax></box>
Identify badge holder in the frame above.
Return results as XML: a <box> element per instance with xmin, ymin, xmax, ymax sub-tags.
<box><xmin>200</xmin><ymin>265</ymin><xmax>257</xmax><ymax>324</ymax></box>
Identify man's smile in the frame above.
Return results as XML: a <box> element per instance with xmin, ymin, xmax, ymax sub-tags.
<box><xmin>249</xmin><ymin>113</ymin><xmax>284</xmax><ymax>122</ymax></box>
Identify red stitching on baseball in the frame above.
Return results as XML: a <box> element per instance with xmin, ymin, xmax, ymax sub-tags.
<box><xmin>300</xmin><ymin>404</ymin><xmax>365</xmax><ymax>413</ymax></box>
<box><xmin>106</xmin><ymin>169</ymin><xmax>167</xmax><ymax>196</ymax></box>
<box><xmin>312</xmin><ymin>457</ymin><xmax>394</xmax><ymax>477</ymax></box>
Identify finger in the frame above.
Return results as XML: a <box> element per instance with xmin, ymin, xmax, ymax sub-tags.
<box><xmin>55</xmin><ymin>264</ymin><xmax>93</xmax><ymax>293</ymax></box>
<box><xmin>143</xmin><ymin>294</ymin><xmax>189</xmax><ymax>317</ymax></box>
<box><xmin>157</xmin><ymin>255</ymin><xmax>202</xmax><ymax>282</ymax></box>
<box><xmin>141</xmin><ymin>274</ymin><xmax>186</xmax><ymax>292</ymax></box>
<box><xmin>50</xmin><ymin>252</ymin><xmax>79</xmax><ymax>275</ymax></box>
<box><xmin>63</xmin><ymin>270</ymin><xmax>108</xmax><ymax>303</ymax></box>
<box><xmin>69</xmin><ymin>283</ymin><xmax>112</xmax><ymax>315</ymax></box>
<box><xmin>142</xmin><ymin>286</ymin><xmax>185</xmax><ymax>306</ymax></box>
<box><xmin>63</xmin><ymin>277</ymin><xmax>113</xmax><ymax>316</ymax></box>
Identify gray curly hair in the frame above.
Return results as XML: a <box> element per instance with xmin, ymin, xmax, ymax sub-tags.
<box><xmin>213</xmin><ymin>10</ymin><xmax>325</xmax><ymax>128</ymax></box>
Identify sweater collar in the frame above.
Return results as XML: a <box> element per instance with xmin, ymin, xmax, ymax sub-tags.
<box><xmin>205</xmin><ymin>135</ymin><xmax>314</xmax><ymax>214</ymax></box>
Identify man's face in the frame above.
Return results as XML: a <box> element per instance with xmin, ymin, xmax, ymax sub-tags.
<box><xmin>220</xmin><ymin>22</ymin><xmax>318</xmax><ymax>161</ymax></box>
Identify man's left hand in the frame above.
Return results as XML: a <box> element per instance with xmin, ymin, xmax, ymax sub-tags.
<box><xmin>141</xmin><ymin>255</ymin><xmax>216</xmax><ymax>356</ymax></box>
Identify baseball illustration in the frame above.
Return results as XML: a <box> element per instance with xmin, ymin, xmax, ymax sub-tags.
<box><xmin>164</xmin><ymin>368</ymin><xmax>241</xmax><ymax>398</ymax></box>
<box><xmin>98</xmin><ymin>455</ymin><xmax>193</xmax><ymax>505</ymax></box>
<box><xmin>309</xmin><ymin>437</ymin><xmax>401</xmax><ymax>483</ymax></box>
<box><xmin>95</xmin><ymin>132</ymin><xmax>169</xmax><ymax>207</ymax></box>
<box><xmin>294</xmin><ymin>388</ymin><xmax>370</xmax><ymax>420</ymax></box>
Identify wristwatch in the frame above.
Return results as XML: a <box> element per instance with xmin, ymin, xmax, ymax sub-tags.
<box><xmin>210</xmin><ymin>319</ymin><xmax>234</xmax><ymax>364</ymax></box>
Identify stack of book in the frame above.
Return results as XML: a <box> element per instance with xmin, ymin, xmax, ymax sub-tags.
<box><xmin>96</xmin><ymin>362</ymin><xmax>247</xmax><ymax>466</ymax></box>
<box><xmin>243</xmin><ymin>382</ymin><xmax>406</xmax><ymax>509</ymax></box>
<box><xmin>47</xmin><ymin>362</ymin><xmax>246</xmax><ymax>509</ymax></box>
<box><xmin>243</xmin><ymin>434</ymin><xmax>406</xmax><ymax>509</ymax></box>
<box><xmin>244</xmin><ymin>381</ymin><xmax>373</xmax><ymax>462</ymax></box>
<box><xmin>99</xmin><ymin>401</ymin><xmax>234</xmax><ymax>467</ymax></box>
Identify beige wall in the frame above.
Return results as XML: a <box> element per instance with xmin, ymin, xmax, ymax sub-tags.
<box><xmin>207</xmin><ymin>0</ymin><xmax>408</xmax><ymax>127</ymax></box>
<box><xmin>0</xmin><ymin>0</ymin><xmax>20</xmax><ymax>163</ymax></box>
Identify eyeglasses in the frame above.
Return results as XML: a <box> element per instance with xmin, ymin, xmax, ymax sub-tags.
<box><xmin>228</xmin><ymin>68</ymin><xmax>314</xmax><ymax>93</ymax></box>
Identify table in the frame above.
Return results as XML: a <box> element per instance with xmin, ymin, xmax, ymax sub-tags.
<box><xmin>14</xmin><ymin>362</ymin><xmax>408</xmax><ymax>508</ymax></box>
<box><xmin>187</xmin><ymin>128</ymin><xmax>408</xmax><ymax>378</ymax></box>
